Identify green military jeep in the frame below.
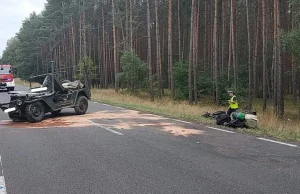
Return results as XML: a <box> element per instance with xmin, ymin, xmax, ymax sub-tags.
<box><xmin>0</xmin><ymin>62</ymin><xmax>91</xmax><ymax>123</ymax></box>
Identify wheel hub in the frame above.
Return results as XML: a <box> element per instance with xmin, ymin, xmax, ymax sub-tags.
<box><xmin>32</xmin><ymin>106</ymin><xmax>41</xmax><ymax>117</ymax></box>
<box><xmin>79</xmin><ymin>101</ymin><xmax>86</xmax><ymax>110</ymax></box>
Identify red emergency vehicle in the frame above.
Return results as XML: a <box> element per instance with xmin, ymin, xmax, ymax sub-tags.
<box><xmin>0</xmin><ymin>64</ymin><xmax>15</xmax><ymax>91</ymax></box>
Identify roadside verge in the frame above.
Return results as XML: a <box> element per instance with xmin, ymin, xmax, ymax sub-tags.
<box><xmin>92</xmin><ymin>97</ymin><xmax>300</xmax><ymax>144</ymax></box>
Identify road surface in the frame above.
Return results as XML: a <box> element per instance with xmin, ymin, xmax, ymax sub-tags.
<box><xmin>0</xmin><ymin>86</ymin><xmax>300</xmax><ymax>194</ymax></box>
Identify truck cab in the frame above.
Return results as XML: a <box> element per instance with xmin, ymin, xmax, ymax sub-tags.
<box><xmin>0</xmin><ymin>64</ymin><xmax>15</xmax><ymax>91</ymax></box>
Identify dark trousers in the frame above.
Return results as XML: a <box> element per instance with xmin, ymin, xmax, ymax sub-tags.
<box><xmin>227</xmin><ymin>108</ymin><xmax>238</xmax><ymax>116</ymax></box>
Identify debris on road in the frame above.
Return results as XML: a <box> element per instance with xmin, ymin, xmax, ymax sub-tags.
<box><xmin>202</xmin><ymin>110</ymin><xmax>258</xmax><ymax>129</ymax></box>
<box><xmin>0</xmin><ymin>109</ymin><xmax>204</xmax><ymax>137</ymax></box>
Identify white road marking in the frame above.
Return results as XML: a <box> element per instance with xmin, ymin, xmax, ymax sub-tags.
<box><xmin>0</xmin><ymin>155</ymin><xmax>7</xmax><ymax>194</ymax></box>
<box><xmin>257</xmin><ymin>138</ymin><xmax>298</xmax><ymax>148</ymax></box>
<box><xmin>0</xmin><ymin>176</ymin><xmax>6</xmax><ymax>194</ymax></box>
<box><xmin>0</xmin><ymin>155</ymin><xmax>2</xmax><ymax>168</ymax></box>
<box><xmin>172</xmin><ymin>119</ymin><xmax>193</xmax><ymax>125</ymax></box>
<box><xmin>88</xmin><ymin>120</ymin><xmax>124</xmax><ymax>136</ymax></box>
<box><xmin>207</xmin><ymin>126</ymin><xmax>236</xmax><ymax>134</ymax></box>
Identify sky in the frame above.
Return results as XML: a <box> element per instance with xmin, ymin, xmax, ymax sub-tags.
<box><xmin>0</xmin><ymin>0</ymin><xmax>47</xmax><ymax>57</ymax></box>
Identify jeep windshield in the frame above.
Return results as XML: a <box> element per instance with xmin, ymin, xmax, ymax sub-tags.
<box><xmin>30</xmin><ymin>74</ymin><xmax>49</xmax><ymax>86</ymax></box>
<box><xmin>30</xmin><ymin>73</ymin><xmax>65</xmax><ymax>93</ymax></box>
<box><xmin>41</xmin><ymin>75</ymin><xmax>51</xmax><ymax>87</ymax></box>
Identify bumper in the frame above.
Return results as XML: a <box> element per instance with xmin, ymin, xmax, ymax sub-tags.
<box><xmin>0</xmin><ymin>101</ymin><xmax>20</xmax><ymax>114</ymax></box>
<box><xmin>4</xmin><ymin>107</ymin><xmax>16</xmax><ymax>113</ymax></box>
<box><xmin>0</xmin><ymin>80</ymin><xmax>15</xmax><ymax>89</ymax></box>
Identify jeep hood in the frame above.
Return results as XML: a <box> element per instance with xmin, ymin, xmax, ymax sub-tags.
<box><xmin>8</xmin><ymin>90</ymin><xmax>47</xmax><ymax>96</ymax></box>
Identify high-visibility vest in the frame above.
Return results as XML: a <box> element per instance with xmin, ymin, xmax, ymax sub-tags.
<box><xmin>229</xmin><ymin>95</ymin><xmax>238</xmax><ymax>109</ymax></box>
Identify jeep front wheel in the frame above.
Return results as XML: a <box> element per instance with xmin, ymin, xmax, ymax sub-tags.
<box><xmin>74</xmin><ymin>96</ymin><xmax>88</xmax><ymax>115</ymax></box>
<box><xmin>25</xmin><ymin>102</ymin><xmax>45</xmax><ymax>123</ymax></box>
<box><xmin>8</xmin><ymin>114</ymin><xmax>26</xmax><ymax>122</ymax></box>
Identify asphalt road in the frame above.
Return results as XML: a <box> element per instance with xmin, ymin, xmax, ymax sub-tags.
<box><xmin>0</xmin><ymin>86</ymin><xmax>300</xmax><ymax>194</ymax></box>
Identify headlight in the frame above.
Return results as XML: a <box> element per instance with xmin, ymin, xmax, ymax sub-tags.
<box><xmin>16</xmin><ymin>99</ymin><xmax>23</xmax><ymax>106</ymax></box>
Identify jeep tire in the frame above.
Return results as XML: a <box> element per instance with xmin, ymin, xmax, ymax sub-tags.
<box><xmin>25</xmin><ymin>102</ymin><xmax>45</xmax><ymax>123</ymax></box>
<box><xmin>74</xmin><ymin>96</ymin><xmax>88</xmax><ymax>115</ymax></box>
<box><xmin>8</xmin><ymin>114</ymin><xmax>26</xmax><ymax>122</ymax></box>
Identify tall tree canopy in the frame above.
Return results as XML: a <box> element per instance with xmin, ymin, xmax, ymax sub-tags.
<box><xmin>1</xmin><ymin>0</ymin><xmax>300</xmax><ymax>117</ymax></box>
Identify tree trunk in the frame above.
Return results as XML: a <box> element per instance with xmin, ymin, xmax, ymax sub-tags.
<box><xmin>228</xmin><ymin>6</ymin><xmax>232</xmax><ymax>83</ymax></box>
<box><xmin>213</xmin><ymin>0</ymin><xmax>219</xmax><ymax>105</ymax></box>
<box><xmin>88</xmin><ymin>26</ymin><xmax>92</xmax><ymax>58</ymax></box>
<box><xmin>147</xmin><ymin>0</ymin><xmax>154</xmax><ymax>102</ymax></box>
<box><xmin>71</xmin><ymin>17</ymin><xmax>76</xmax><ymax>78</ymax></box>
<box><xmin>130</xmin><ymin>0</ymin><xmax>133</xmax><ymax>52</ymax></box>
<box><xmin>292</xmin><ymin>54</ymin><xmax>297</xmax><ymax>104</ymax></box>
<box><xmin>192</xmin><ymin>1</ymin><xmax>198</xmax><ymax>103</ymax></box>
<box><xmin>79</xmin><ymin>4</ymin><xmax>82</xmax><ymax>63</ymax></box>
<box><xmin>102</xmin><ymin>2</ymin><xmax>107</xmax><ymax>88</ymax></box>
<box><xmin>231</xmin><ymin>0</ymin><xmax>237</xmax><ymax>90</ymax></box>
<box><xmin>125</xmin><ymin>0</ymin><xmax>129</xmax><ymax>50</ymax></box>
<box><xmin>36</xmin><ymin>56</ymin><xmax>39</xmax><ymax>75</ymax></box>
<box><xmin>195</xmin><ymin>1</ymin><xmax>200</xmax><ymax>100</ymax></box>
<box><xmin>276</xmin><ymin>0</ymin><xmax>284</xmax><ymax>117</ymax></box>
<box><xmin>204</xmin><ymin>0</ymin><xmax>207</xmax><ymax>67</ymax></box>
<box><xmin>246</xmin><ymin>0</ymin><xmax>252</xmax><ymax>111</ymax></box>
<box><xmin>178</xmin><ymin>0</ymin><xmax>182</xmax><ymax>61</ymax></box>
<box><xmin>221</xmin><ymin>0</ymin><xmax>227</xmax><ymax>76</ymax></box>
<box><xmin>207</xmin><ymin>1</ymin><xmax>212</xmax><ymax>74</ymax></box>
<box><xmin>82</xmin><ymin>2</ymin><xmax>87</xmax><ymax>59</ymax></box>
<box><xmin>97</xmin><ymin>1</ymin><xmax>101</xmax><ymax>87</ymax></box>
<box><xmin>262</xmin><ymin>0</ymin><xmax>267</xmax><ymax>111</ymax></box>
<box><xmin>273</xmin><ymin>0</ymin><xmax>278</xmax><ymax>114</ymax></box>
<box><xmin>291</xmin><ymin>5</ymin><xmax>297</xmax><ymax>104</ymax></box>
<box><xmin>253</xmin><ymin>0</ymin><xmax>260</xmax><ymax>99</ymax></box>
<box><xmin>154</xmin><ymin>0</ymin><xmax>162</xmax><ymax>98</ymax></box>
<box><xmin>112</xmin><ymin>0</ymin><xmax>119</xmax><ymax>92</ymax></box>
<box><xmin>188</xmin><ymin>0</ymin><xmax>195</xmax><ymax>104</ymax></box>
<box><xmin>168</xmin><ymin>0</ymin><xmax>174</xmax><ymax>98</ymax></box>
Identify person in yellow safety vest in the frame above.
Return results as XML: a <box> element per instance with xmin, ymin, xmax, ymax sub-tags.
<box><xmin>227</xmin><ymin>91</ymin><xmax>238</xmax><ymax>116</ymax></box>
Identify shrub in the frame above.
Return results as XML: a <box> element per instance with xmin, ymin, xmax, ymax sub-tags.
<box><xmin>117</xmin><ymin>51</ymin><xmax>147</xmax><ymax>93</ymax></box>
